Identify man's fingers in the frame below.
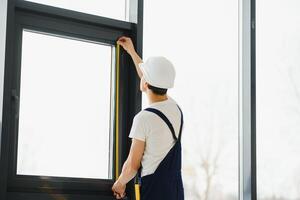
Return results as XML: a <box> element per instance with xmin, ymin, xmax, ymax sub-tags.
<box><xmin>121</xmin><ymin>192</ymin><xmax>126</xmax><ymax>198</ymax></box>
<box><xmin>117</xmin><ymin>40</ymin><xmax>126</xmax><ymax>47</ymax></box>
<box><xmin>117</xmin><ymin>36</ymin><xmax>131</xmax><ymax>44</ymax></box>
<box><xmin>116</xmin><ymin>193</ymin><xmax>122</xmax><ymax>199</ymax></box>
<box><xmin>117</xmin><ymin>36</ymin><xmax>127</xmax><ymax>43</ymax></box>
<box><xmin>113</xmin><ymin>191</ymin><xmax>125</xmax><ymax>199</ymax></box>
<box><xmin>113</xmin><ymin>192</ymin><xmax>120</xmax><ymax>199</ymax></box>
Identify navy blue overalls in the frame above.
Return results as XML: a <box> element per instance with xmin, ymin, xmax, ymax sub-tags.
<box><xmin>140</xmin><ymin>105</ymin><xmax>184</xmax><ymax>200</ymax></box>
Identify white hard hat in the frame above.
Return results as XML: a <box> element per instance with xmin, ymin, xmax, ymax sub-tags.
<box><xmin>138</xmin><ymin>56</ymin><xmax>176</xmax><ymax>89</ymax></box>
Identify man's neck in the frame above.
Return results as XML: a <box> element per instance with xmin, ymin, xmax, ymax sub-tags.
<box><xmin>147</xmin><ymin>93</ymin><xmax>168</xmax><ymax>105</ymax></box>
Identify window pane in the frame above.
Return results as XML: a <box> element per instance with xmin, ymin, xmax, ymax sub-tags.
<box><xmin>143</xmin><ymin>1</ymin><xmax>238</xmax><ymax>199</ymax></box>
<box><xmin>257</xmin><ymin>1</ymin><xmax>300</xmax><ymax>199</ymax></box>
<box><xmin>0</xmin><ymin>0</ymin><xmax>8</xmax><ymax>123</ymax></box>
<box><xmin>24</xmin><ymin>0</ymin><xmax>129</xmax><ymax>22</ymax></box>
<box><xmin>17</xmin><ymin>30</ymin><xmax>113</xmax><ymax>179</ymax></box>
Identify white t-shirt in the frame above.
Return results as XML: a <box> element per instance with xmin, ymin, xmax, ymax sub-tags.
<box><xmin>129</xmin><ymin>96</ymin><xmax>182</xmax><ymax>177</ymax></box>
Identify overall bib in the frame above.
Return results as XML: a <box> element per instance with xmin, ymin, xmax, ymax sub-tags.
<box><xmin>140</xmin><ymin>105</ymin><xmax>184</xmax><ymax>200</ymax></box>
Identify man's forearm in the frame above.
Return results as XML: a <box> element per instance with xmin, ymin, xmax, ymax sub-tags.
<box><xmin>117</xmin><ymin>159</ymin><xmax>138</xmax><ymax>185</ymax></box>
<box><xmin>129</xmin><ymin>50</ymin><xmax>143</xmax><ymax>79</ymax></box>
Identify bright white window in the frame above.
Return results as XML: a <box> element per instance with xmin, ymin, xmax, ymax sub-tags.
<box><xmin>257</xmin><ymin>0</ymin><xmax>300</xmax><ymax>199</ymax></box>
<box><xmin>17</xmin><ymin>30</ymin><xmax>114</xmax><ymax>179</ymax></box>
<box><xmin>143</xmin><ymin>0</ymin><xmax>239</xmax><ymax>199</ymax></box>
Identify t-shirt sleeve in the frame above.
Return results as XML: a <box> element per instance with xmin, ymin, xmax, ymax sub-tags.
<box><xmin>129</xmin><ymin>114</ymin><xmax>148</xmax><ymax>141</ymax></box>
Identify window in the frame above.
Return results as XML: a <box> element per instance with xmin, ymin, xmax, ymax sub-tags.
<box><xmin>257</xmin><ymin>0</ymin><xmax>300</xmax><ymax>199</ymax></box>
<box><xmin>0</xmin><ymin>0</ymin><xmax>142</xmax><ymax>198</ymax></box>
<box><xmin>143</xmin><ymin>0</ymin><xmax>239</xmax><ymax>199</ymax></box>
<box><xmin>23</xmin><ymin>0</ymin><xmax>131</xmax><ymax>22</ymax></box>
<box><xmin>16</xmin><ymin>30</ymin><xmax>114</xmax><ymax>179</ymax></box>
<box><xmin>0</xmin><ymin>0</ymin><xmax>7</xmax><ymax>122</ymax></box>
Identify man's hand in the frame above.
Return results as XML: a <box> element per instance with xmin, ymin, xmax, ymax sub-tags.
<box><xmin>112</xmin><ymin>179</ymin><xmax>126</xmax><ymax>199</ymax></box>
<box><xmin>111</xmin><ymin>139</ymin><xmax>145</xmax><ymax>199</ymax></box>
<box><xmin>117</xmin><ymin>36</ymin><xmax>143</xmax><ymax>79</ymax></box>
<box><xmin>117</xmin><ymin>36</ymin><xmax>136</xmax><ymax>55</ymax></box>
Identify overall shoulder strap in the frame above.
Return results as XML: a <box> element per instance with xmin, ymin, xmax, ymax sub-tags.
<box><xmin>144</xmin><ymin>108</ymin><xmax>178</xmax><ymax>141</ymax></box>
<box><xmin>177</xmin><ymin>105</ymin><xmax>184</xmax><ymax>141</ymax></box>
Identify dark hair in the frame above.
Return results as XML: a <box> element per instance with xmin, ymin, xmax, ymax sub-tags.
<box><xmin>148</xmin><ymin>84</ymin><xmax>168</xmax><ymax>95</ymax></box>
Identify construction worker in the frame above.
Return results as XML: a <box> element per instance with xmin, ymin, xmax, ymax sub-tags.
<box><xmin>112</xmin><ymin>36</ymin><xmax>184</xmax><ymax>200</ymax></box>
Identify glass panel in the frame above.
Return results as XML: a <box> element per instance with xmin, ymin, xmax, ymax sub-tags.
<box><xmin>257</xmin><ymin>0</ymin><xmax>300</xmax><ymax>199</ymax></box>
<box><xmin>143</xmin><ymin>1</ymin><xmax>238</xmax><ymax>199</ymax></box>
<box><xmin>0</xmin><ymin>0</ymin><xmax>8</xmax><ymax>124</ymax></box>
<box><xmin>17</xmin><ymin>30</ymin><xmax>113</xmax><ymax>179</ymax></box>
<box><xmin>24</xmin><ymin>0</ymin><xmax>129</xmax><ymax>22</ymax></box>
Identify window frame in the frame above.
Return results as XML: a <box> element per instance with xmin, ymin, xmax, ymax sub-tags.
<box><xmin>0</xmin><ymin>0</ymin><xmax>143</xmax><ymax>199</ymax></box>
<box><xmin>10</xmin><ymin>27</ymin><xmax>116</xmax><ymax>188</ymax></box>
<box><xmin>239</xmin><ymin>0</ymin><xmax>256</xmax><ymax>200</ymax></box>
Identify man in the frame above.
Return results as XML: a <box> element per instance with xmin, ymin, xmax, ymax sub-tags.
<box><xmin>112</xmin><ymin>36</ymin><xmax>184</xmax><ymax>200</ymax></box>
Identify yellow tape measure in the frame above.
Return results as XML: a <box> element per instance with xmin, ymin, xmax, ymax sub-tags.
<box><xmin>135</xmin><ymin>183</ymin><xmax>141</xmax><ymax>200</ymax></box>
<box><xmin>116</xmin><ymin>44</ymin><xmax>120</xmax><ymax>179</ymax></box>
<box><xmin>115</xmin><ymin>43</ymin><xmax>140</xmax><ymax>200</ymax></box>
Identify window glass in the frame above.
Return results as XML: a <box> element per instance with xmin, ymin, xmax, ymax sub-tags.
<box><xmin>143</xmin><ymin>0</ymin><xmax>239</xmax><ymax>199</ymax></box>
<box><xmin>257</xmin><ymin>0</ymin><xmax>300</xmax><ymax>199</ymax></box>
<box><xmin>0</xmin><ymin>0</ymin><xmax>8</xmax><ymax>125</ymax></box>
<box><xmin>17</xmin><ymin>30</ymin><xmax>113</xmax><ymax>179</ymax></box>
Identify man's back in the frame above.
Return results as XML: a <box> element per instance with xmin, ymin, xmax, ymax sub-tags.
<box><xmin>129</xmin><ymin>96</ymin><xmax>182</xmax><ymax>177</ymax></box>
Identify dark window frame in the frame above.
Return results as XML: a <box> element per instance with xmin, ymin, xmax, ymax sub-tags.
<box><xmin>0</xmin><ymin>0</ymin><xmax>143</xmax><ymax>199</ymax></box>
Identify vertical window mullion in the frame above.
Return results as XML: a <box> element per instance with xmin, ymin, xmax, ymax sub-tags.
<box><xmin>238</xmin><ymin>0</ymin><xmax>256</xmax><ymax>199</ymax></box>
